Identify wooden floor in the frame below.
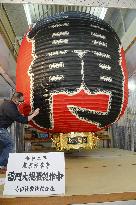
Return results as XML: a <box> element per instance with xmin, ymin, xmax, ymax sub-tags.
<box><xmin>1</xmin><ymin>148</ymin><xmax>136</xmax><ymax>204</ymax></box>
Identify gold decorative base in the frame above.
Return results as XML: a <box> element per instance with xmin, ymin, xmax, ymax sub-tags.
<box><xmin>52</xmin><ymin>132</ymin><xmax>99</xmax><ymax>151</ymax></box>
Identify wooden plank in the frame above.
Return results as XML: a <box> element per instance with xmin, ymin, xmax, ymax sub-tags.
<box><xmin>0</xmin><ymin>192</ymin><xmax>136</xmax><ymax>205</ymax></box>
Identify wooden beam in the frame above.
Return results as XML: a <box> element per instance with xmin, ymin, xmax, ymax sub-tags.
<box><xmin>125</xmin><ymin>37</ymin><xmax>136</xmax><ymax>53</ymax></box>
<box><xmin>0</xmin><ymin>66</ymin><xmax>15</xmax><ymax>88</ymax></box>
<box><xmin>0</xmin><ymin>192</ymin><xmax>136</xmax><ymax>205</ymax></box>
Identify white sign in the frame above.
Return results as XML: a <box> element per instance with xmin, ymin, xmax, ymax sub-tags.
<box><xmin>3</xmin><ymin>152</ymin><xmax>65</xmax><ymax>196</ymax></box>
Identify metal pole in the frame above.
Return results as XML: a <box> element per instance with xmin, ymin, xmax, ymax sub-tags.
<box><xmin>120</xmin><ymin>8</ymin><xmax>126</xmax><ymax>33</ymax></box>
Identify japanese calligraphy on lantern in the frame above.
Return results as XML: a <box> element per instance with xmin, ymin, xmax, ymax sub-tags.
<box><xmin>3</xmin><ymin>152</ymin><xmax>65</xmax><ymax>196</ymax></box>
<box><xmin>16</xmin><ymin>12</ymin><xmax>128</xmax><ymax>133</ymax></box>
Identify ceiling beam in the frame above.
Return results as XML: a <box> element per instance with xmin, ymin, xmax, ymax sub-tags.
<box><xmin>0</xmin><ymin>0</ymin><xmax>136</xmax><ymax>8</ymax></box>
<box><xmin>0</xmin><ymin>66</ymin><xmax>15</xmax><ymax>89</ymax></box>
<box><xmin>0</xmin><ymin>4</ymin><xmax>20</xmax><ymax>59</ymax></box>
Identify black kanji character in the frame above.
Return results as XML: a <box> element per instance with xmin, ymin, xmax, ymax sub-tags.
<box><xmin>33</xmin><ymin>163</ymin><xmax>38</xmax><ymax>168</ymax></box>
<box><xmin>15</xmin><ymin>186</ymin><xmax>19</xmax><ymax>192</ymax></box>
<box><xmin>45</xmin><ymin>186</ymin><xmax>49</xmax><ymax>191</ymax></box>
<box><xmin>22</xmin><ymin>162</ymin><xmax>27</xmax><ymax>168</ymax></box>
<box><xmin>28</xmin><ymin>163</ymin><xmax>33</xmax><ymax>169</ymax></box>
<box><xmin>28</xmin><ymin>172</ymin><xmax>36</xmax><ymax>181</ymax></box>
<box><xmin>30</xmin><ymin>186</ymin><xmax>35</xmax><ymax>192</ymax></box>
<box><xmin>40</xmin><ymin>186</ymin><xmax>45</xmax><ymax>191</ymax></box>
<box><xmin>46</xmin><ymin>162</ymin><xmax>50</xmax><ymax>168</ymax></box>
<box><xmin>50</xmin><ymin>186</ymin><xmax>55</xmax><ymax>191</ymax></box>
<box><xmin>21</xmin><ymin>172</ymin><xmax>29</xmax><ymax>181</ymax></box>
<box><xmin>24</xmin><ymin>186</ymin><xmax>29</xmax><ymax>192</ymax></box>
<box><xmin>40</xmin><ymin>162</ymin><xmax>45</xmax><ymax>169</ymax></box>
<box><xmin>8</xmin><ymin>171</ymin><xmax>16</xmax><ymax>181</ymax></box>
<box><xmin>36</xmin><ymin>172</ymin><xmax>43</xmax><ymax>181</ymax></box>
<box><xmin>55</xmin><ymin>171</ymin><xmax>64</xmax><ymax>181</ymax></box>
<box><xmin>25</xmin><ymin>156</ymin><xmax>30</xmax><ymax>161</ymax></box>
<box><xmin>37</xmin><ymin>156</ymin><xmax>41</xmax><ymax>160</ymax></box>
<box><xmin>35</xmin><ymin>186</ymin><xmax>40</xmax><ymax>191</ymax></box>
<box><xmin>32</xmin><ymin>156</ymin><xmax>35</xmax><ymax>161</ymax></box>
<box><xmin>27</xmin><ymin>12</ymin><xmax>123</xmax><ymax>129</ymax></box>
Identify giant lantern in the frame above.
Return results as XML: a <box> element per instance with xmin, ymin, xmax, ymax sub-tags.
<box><xmin>16</xmin><ymin>12</ymin><xmax>128</xmax><ymax>150</ymax></box>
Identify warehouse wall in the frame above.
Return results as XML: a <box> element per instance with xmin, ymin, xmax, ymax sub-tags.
<box><xmin>108</xmin><ymin>8</ymin><xmax>136</xmax><ymax>49</ymax></box>
<box><xmin>0</xmin><ymin>34</ymin><xmax>16</xmax><ymax>98</ymax></box>
<box><xmin>109</xmin><ymin>8</ymin><xmax>136</xmax><ymax>151</ymax></box>
<box><xmin>112</xmin><ymin>41</ymin><xmax>136</xmax><ymax>151</ymax></box>
<box><xmin>0</xmin><ymin>34</ymin><xmax>16</xmax><ymax>81</ymax></box>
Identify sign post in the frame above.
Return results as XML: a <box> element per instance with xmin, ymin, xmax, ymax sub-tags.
<box><xmin>3</xmin><ymin>152</ymin><xmax>65</xmax><ymax>196</ymax></box>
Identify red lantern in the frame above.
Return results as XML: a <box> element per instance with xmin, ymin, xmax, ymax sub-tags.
<box><xmin>16</xmin><ymin>12</ymin><xmax>128</xmax><ymax>133</ymax></box>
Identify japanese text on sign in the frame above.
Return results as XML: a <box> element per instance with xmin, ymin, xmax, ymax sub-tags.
<box><xmin>4</xmin><ymin>152</ymin><xmax>65</xmax><ymax>196</ymax></box>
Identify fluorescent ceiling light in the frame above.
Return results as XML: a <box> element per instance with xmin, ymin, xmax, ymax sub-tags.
<box><xmin>128</xmin><ymin>80</ymin><xmax>136</xmax><ymax>91</ymax></box>
<box><xmin>99</xmin><ymin>7</ymin><xmax>108</xmax><ymax>20</ymax></box>
<box><xmin>23</xmin><ymin>4</ymin><xmax>32</xmax><ymax>26</ymax></box>
<box><xmin>90</xmin><ymin>7</ymin><xmax>107</xmax><ymax>20</ymax></box>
